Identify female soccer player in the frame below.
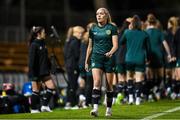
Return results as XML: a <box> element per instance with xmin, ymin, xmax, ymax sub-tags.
<box><xmin>28</xmin><ymin>26</ymin><xmax>56</xmax><ymax>113</ymax></box>
<box><xmin>120</xmin><ymin>15</ymin><xmax>151</xmax><ymax>105</ymax></box>
<box><xmin>85</xmin><ymin>8</ymin><xmax>118</xmax><ymax>117</ymax></box>
<box><xmin>164</xmin><ymin>17</ymin><xmax>178</xmax><ymax>98</ymax></box>
<box><xmin>115</xmin><ymin>18</ymin><xmax>132</xmax><ymax>105</ymax></box>
<box><xmin>145</xmin><ymin>14</ymin><xmax>171</xmax><ymax>100</ymax></box>
<box><xmin>173</xmin><ymin>18</ymin><xmax>180</xmax><ymax>99</ymax></box>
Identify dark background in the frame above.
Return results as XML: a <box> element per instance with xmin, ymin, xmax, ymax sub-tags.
<box><xmin>0</xmin><ymin>0</ymin><xmax>179</xmax><ymax>42</ymax></box>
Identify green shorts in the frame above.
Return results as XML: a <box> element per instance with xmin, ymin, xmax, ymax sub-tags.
<box><xmin>165</xmin><ymin>61</ymin><xmax>176</xmax><ymax>69</ymax></box>
<box><xmin>149</xmin><ymin>56</ymin><xmax>164</xmax><ymax>68</ymax></box>
<box><xmin>79</xmin><ymin>65</ymin><xmax>92</xmax><ymax>78</ymax></box>
<box><xmin>126</xmin><ymin>62</ymin><xmax>145</xmax><ymax>72</ymax></box>
<box><xmin>115</xmin><ymin>63</ymin><xmax>126</xmax><ymax>74</ymax></box>
<box><xmin>91</xmin><ymin>53</ymin><xmax>115</xmax><ymax>73</ymax></box>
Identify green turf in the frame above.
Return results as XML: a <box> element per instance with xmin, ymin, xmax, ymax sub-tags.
<box><xmin>0</xmin><ymin>99</ymin><xmax>179</xmax><ymax>119</ymax></box>
<box><xmin>156</xmin><ymin>109</ymin><xmax>180</xmax><ymax>119</ymax></box>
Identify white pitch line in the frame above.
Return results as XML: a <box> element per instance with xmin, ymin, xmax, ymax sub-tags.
<box><xmin>141</xmin><ymin>106</ymin><xmax>180</xmax><ymax>120</ymax></box>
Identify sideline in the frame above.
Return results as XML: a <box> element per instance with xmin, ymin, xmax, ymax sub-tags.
<box><xmin>141</xmin><ymin>106</ymin><xmax>180</xmax><ymax>120</ymax></box>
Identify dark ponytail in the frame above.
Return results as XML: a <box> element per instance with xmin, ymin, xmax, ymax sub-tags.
<box><xmin>147</xmin><ymin>13</ymin><xmax>157</xmax><ymax>25</ymax></box>
<box><xmin>27</xmin><ymin>26</ymin><xmax>44</xmax><ymax>46</ymax></box>
<box><xmin>131</xmin><ymin>15</ymin><xmax>141</xmax><ymax>30</ymax></box>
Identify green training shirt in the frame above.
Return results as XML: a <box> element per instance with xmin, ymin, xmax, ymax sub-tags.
<box><xmin>145</xmin><ymin>28</ymin><xmax>165</xmax><ymax>59</ymax></box>
<box><xmin>120</xmin><ymin>29</ymin><xmax>149</xmax><ymax>65</ymax></box>
<box><xmin>89</xmin><ymin>23</ymin><xmax>118</xmax><ymax>54</ymax></box>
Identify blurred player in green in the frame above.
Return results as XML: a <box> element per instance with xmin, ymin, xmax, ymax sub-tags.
<box><xmin>120</xmin><ymin>15</ymin><xmax>151</xmax><ymax>105</ymax></box>
<box><xmin>145</xmin><ymin>14</ymin><xmax>171</xmax><ymax>100</ymax></box>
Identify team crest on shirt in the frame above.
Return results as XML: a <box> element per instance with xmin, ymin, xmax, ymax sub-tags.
<box><xmin>106</xmin><ymin>30</ymin><xmax>111</xmax><ymax>35</ymax></box>
<box><xmin>92</xmin><ymin>62</ymin><xmax>95</xmax><ymax>67</ymax></box>
<box><xmin>176</xmin><ymin>63</ymin><xmax>179</xmax><ymax>67</ymax></box>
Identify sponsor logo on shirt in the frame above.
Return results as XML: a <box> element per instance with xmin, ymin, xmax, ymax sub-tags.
<box><xmin>93</xmin><ymin>32</ymin><xmax>97</xmax><ymax>35</ymax></box>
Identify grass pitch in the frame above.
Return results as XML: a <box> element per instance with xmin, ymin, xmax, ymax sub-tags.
<box><xmin>0</xmin><ymin>99</ymin><xmax>179</xmax><ymax>119</ymax></box>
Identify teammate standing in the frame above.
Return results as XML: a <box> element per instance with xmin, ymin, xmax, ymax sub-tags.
<box><xmin>28</xmin><ymin>26</ymin><xmax>56</xmax><ymax>113</ymax></box>
<box><xmin>64</xmin><ymin>26</ymin><xmax>85</xmax><ymax>109</ymax></box>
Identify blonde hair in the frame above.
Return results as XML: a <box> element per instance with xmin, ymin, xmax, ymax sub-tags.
<box><xmin>97</xmin><ymin>8</ymin><xmax>112</xmax><ymax>23</ymax></box>
<box><xmin>66</xmin><ymin>27</ymin><xmax>73</xmax><ymax>39</ymax></box>
<box><xmin>86</xmin><ymin>22</ymin><xmax>96</xmax><ymax>32</ymax></box>
<box><xmin>73</xmin><ymin>26</ymin><xmax>85</xmax><ymax>33</ymax></box>
<box><xmin>111</xmin><ymin>22</ymin><xmax>117</xmax><ymax>26</ymax></box>
<box><xmin>72</xmin><ymin>26</ymin><xmax>85</xmax><ymax>40</ymax></box>
<box><xmin>168</xmin><ymin>16</ymin><xmax>179</xmax><ymax>34</ymax></box>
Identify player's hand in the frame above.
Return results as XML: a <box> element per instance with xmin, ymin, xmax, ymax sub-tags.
<box><xmin>85</xmin><ymin>63</ymin><xmax>90</xmax><ymax>72</ymax></box>
<box><xmin>105</xmin><ymin>52</ymin><xmax>112</xmax><ymax>58</ymax></box>
<box><xmin>146</xmin><ymin>60</ymin><xmax>150</xmax><ymax>65</ymax></box>
<box><xmin>171</xmin><ymin>57</ymin><xmax>176</xmax><ymax>62</ymax></box>
<box><xmin>167</xmin><ymin>54</ymin><xmax>171</xmax><ymax>63</ymax></box>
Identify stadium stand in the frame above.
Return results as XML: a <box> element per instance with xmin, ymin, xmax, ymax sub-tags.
<box><xmin>0</xmin><ymin>43</ymin><xmax>65</xmax><ymax>92</ymax></box>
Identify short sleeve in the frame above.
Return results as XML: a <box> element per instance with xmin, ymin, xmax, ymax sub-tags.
<box><xmin>111</xmin><ymin>25</ymin><xmax>118</xmax><ymax>36</ymax></box>
<box><xmin>120</xmin><ymin>30</ymin><xmax>128</xmax><ymax>45</ymax></box>
<box><xmin>89</xmin><ymin>27</ymin><xmax>94</xmax><ymax>39</ymax></box>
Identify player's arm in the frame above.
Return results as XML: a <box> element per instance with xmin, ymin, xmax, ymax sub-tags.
<box><xmin>163</xmin><ymin>40</ymin><xmax>171</xmax><ymax>62</ymax></box>
<box><xmin>85</xmin><ymin>38</ymin><xmax>92</xmax><ymax>71</ymax></box>
<box><xmin>105</xmin><ymin>35</ymin><xmax>118</xmax><ymax>58</ymax></box>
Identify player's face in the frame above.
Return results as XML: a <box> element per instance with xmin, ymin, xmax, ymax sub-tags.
<box><xmin>167</xmin><ymin>21</ymin><xmax>172</xmax><ymax>29</ymax></box>
<box><xmin>75</xmin><ymin>30</ymin><xmax>84</xmax><ymax>40</ymax></box>
<box><xmin>40</xmin><ymin>29</ymin><xmax>46</xmax><ymax>39</ymax></box>
<box><xmin>96</xmin><ymin>9</ymin><xmax>107</xmax><ymax>23</ymax></box>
